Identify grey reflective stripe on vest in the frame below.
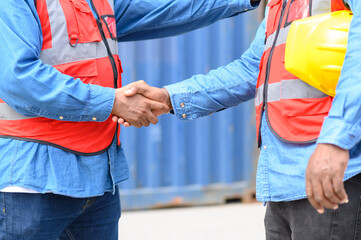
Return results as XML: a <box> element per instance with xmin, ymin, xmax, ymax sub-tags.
<box><xmin>312</xmin><ymin>0</ymin><xmax>331</xmax><ymax>16</ymax></box>
<box><xmin>41</xmin><ymin>0</ymin><xmax>118</xmax><ymax>66</ymax></box>
<box><xmin>264</xmin><ymin>25</ymin><xmax>290</xmax><ymax>52</ymax></box>
<box><xmin>255</xmin><ymin>79</ymin><xmax>328</xmax><ymax>106</ymax></box>
<box><xmin>45</xmin><ymin>0</ymin><xmax>68</xmax><ymax>49</ymax></box>
<box><xmin>0</xmin><ymin>103</ymin><xmax>37</xmax><ymax>120</ymax></box>
<box><xmin>40</xmin><ymin>39</ymin><xmax>117</xmax><ymax>66</ymax></box>
<box><xmin>255</xmin><ymin>84</ymin><xmax>264</xmax><ymax>106</ymax></box>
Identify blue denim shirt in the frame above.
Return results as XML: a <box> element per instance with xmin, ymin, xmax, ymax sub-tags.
<box><xmin>0</xmin><ymin>0</ymin><xmax>258</xmax><ymax>198</ymax></box>
<box><xmin>165</xmin><ymin>0</ymin><xmax>361</xmax><ymax>202</ymax></box>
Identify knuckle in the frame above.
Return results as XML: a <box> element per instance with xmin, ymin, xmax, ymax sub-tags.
<box><xmin>321</xmin><ymin>168</ymin><xmax>329</xmax><ymax>177</ymax></box>
<box><xmin>324</xmin><ymin>191</ymin><xmax>334</xmax><ymax>200</ymax></box>
<box><xmin>334</xmin><ymin>187</ymin><xmax>344</xmax><ymax>195</ymax></box>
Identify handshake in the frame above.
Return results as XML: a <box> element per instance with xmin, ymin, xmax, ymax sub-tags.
<box><xmin>111</xmin><ymin>80</ymin><xmax>172</xmax><ymax>128</ymax></box>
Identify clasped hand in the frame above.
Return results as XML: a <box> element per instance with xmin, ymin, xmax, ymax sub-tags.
<box><xmin>111</xmin><ymin>80</ymin><xmax>172</xmax><ymax>128</ymax></box>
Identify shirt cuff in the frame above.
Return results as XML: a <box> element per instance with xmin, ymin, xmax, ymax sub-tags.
<box><xmin>85</xmin><ymin>84</ymin><xmax>115</xmax><ymax>122</ymax></box>
<box><xmin>164</xmin><ymin>82</ymin><xmax>192</xmax><ymax>120</ymax></box>
<box><xmin>229</xmin><ymin>0</ymin><xmax>260</xmax><ymax>13</ymax></box>
<box><xmin>317</xmin><ymin>117</ymin><xmax>361</xmax><ymax>150</ymax></box>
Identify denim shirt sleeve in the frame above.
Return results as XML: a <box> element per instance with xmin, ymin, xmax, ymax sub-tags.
<box><xmin>164</xmin><ymin>19</ymin><xmax>265</xmax><ymax>120</ymax></box>
<box><xmin>115</xmin><ymin>0</ymin><xmax>260</xmax><ymax>41</ymax></box>
<box><xmin>0</xmin><ymin>1</ymin><xmax>115</xmax><ymax>122</ymax></box>
<box><xmin>317</xmin><ymin>0</ymin><xmax>361</xmax><ymax>150</ymax></box>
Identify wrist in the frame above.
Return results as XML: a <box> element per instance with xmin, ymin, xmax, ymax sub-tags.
<box><xmin>161</xmin><ymin>88</ymin><xmax>173</xmax><ymax>111</ymax></box>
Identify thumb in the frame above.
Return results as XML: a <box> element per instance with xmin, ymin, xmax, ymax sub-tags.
<box><xmin>123</xmin><ymin>81</ymin><xmax>150</xmax><ymax>97</ymax></box>
<box><xmin>124</xmin><ymin>87</ymin><xmax>137</xmax><ymax>96</ymax></box>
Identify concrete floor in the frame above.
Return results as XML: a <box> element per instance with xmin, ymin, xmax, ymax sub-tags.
<box><xmin>118</xmin><ymin>202</ymin><xmax>266</xmax><ymax>240</ymax></box>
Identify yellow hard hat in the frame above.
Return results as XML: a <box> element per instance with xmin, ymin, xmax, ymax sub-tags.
<box><xmin>285</xmin><ymin>10</ymin><xmax>352</xmax><ymax>97</ymax></box>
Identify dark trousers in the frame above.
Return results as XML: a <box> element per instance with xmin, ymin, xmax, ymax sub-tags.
<box><xmin>265</xmin><ymin>173</ymin><xmax>361</xmax><ymax>240</ymax></box>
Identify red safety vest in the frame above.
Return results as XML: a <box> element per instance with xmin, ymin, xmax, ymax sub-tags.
<box><xmin>0</xmin><ymin>0</ymin><xmax>122</xmax><ymax>155</ymax></box>
<box><xmin>256</xmin><ymin>0</ymin><xmax>348</xmax><ymax>145</ymax></box>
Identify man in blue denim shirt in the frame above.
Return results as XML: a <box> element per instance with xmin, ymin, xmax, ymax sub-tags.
<box><xmin>0</xmin><ymin>0</ymin><xmax>260</xmax><ymax>239</ymax></box>
<box><xmin>122</xmin><ymin>0</ymin><xmax>361</xmax><ymax>239</ymax></box>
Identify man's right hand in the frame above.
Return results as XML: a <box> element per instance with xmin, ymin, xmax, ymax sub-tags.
<box><xmin>112</xmin><ymin>80</ymin><xmax>173</xmax><ymax>127</ymax></box>
<box><xmin>111</xmin><ymin>85</ymin><xmax>170</xmax><ymax>128</ymax></box>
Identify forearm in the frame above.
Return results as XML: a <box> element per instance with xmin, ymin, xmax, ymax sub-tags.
<box><xmin>115</xmin><ymin>0</ymin><xmax>260</xmax><ymax>41</ymax></box>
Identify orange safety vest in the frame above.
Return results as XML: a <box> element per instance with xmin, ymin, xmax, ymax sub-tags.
<box><xmin>0</xmin><ymin>0</ymin><xmax>122</xmax><ymax>155</ymax></box>
<box><xmin>256</xmin><ymin>0</ymin><xmax>348</xmax><ymax>145</ymax></box>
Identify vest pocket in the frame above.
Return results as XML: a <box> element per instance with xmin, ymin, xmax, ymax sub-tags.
<box><xmin>55</xmin><ymin>59</ymin><xmax>99</xmax><ymax>85</ymax></box>
<box><xmin>59</xmin><ymin>0</ymin><xmax>102</xmax><ymax>45</ymax></box>
<box><xmin>280</xmin><ymin>97</ymin><xmax>332</xmax><ymax>117</ymax></box>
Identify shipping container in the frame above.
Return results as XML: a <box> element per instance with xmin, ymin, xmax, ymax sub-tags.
<box><xmin>118</xmin><ymin>9</ymin><xmax>262</xmax><ymax>211</ymax></box>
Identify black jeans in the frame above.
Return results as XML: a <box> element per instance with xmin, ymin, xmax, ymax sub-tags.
<box><xmin>265</xmin><ymin>173</ymin><xmax>361</xmax><ymax>240</ymax></box>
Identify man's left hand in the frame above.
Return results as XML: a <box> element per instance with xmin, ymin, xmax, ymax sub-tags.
<box><xmin>306</xmin><ymin>143</ymin><xmax>349</xmax><ymax>214</ymax></box>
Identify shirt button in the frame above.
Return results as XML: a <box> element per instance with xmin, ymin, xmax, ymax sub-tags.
<box><xmin>209</xmin><ymin>113</ymin><xmax>213</xmax><ymax>116</ymax></box>
<box><xmin>264</xmin><ymin>145</ymin><xmax>267</xmax><ymax>150</ymax></box>
<box><xmin>180</xmin><ymin>103</ymin><xmax>185</xmax><ymax>108</ymax></box>
<box><xmin>59</xmin><ymin>116</ymin><xmax>64</xmax><ymax>120</ymax></box>
<box><xmin>92</xmin><ymin>117</ymin><xmax>97</xmax><ymax>121</ymax></box>
<box><xmin>182</xmin><ymin>114</ymin><xmax>187</xmax><ymax>119</ymax></box>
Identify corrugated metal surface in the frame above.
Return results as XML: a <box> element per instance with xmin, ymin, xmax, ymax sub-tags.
<box><xmin>118</xmin><ymin>10</ymin><xmax>261</xmax><ymax>211</ymax></box>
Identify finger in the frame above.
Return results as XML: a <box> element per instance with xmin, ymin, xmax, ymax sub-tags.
<box><xmin>312</xmin><ymin>179</ymin><xmax>336</xmax><ymax>212</ymax></box>
<box><xmin>332</xmin><ymin>176</ymin><xmax>349</xmax><ymax>204</ymax></box>
<box><xmin>148</xmin><ymin>101</ymin><xmax>170</xmax><ymax>114</ymax></box>
<box><xmin>124</xmin><ymin>87</ymin><xmax>137</xmax><ymax>97</ymax></box>
<box><xmin>306</xmin><ymin>175</ymin><xmax>324</xmax><ymax>213</ymax></box>
<box><xmin>124</xmin><ymin>80</ymin><xmax>148</xmax><ymax>97</ymax></box>
<box><xmin>308</xmin><ymin>195</ymin><xmax>324</xmax><ymax>214</ymax></box>
<box><xmin>112</xmin><ymin>115</ymin><xmax>119</xmax><ymax>123</ymax></box>
<box><xmin>123</xmin><ymin>122</ymin><xmax>131</xmax><ymax>127</ymax></box>
<box><xmin>132</xmin><ymin>121</ymin><xmax>142</xmax><ymax>128</ymax></box>
<box><xmin>138</xmin><ymin>115</ymin><xmax>151</xmax><ymax>128</ymax></box>
<box><xmin>153</xmin><ymin>109</ymin><xmax>168</xmax><ymax>117</ymax></box>
<box><xmin>139</xmin><ymin>117</ymin><xmax>150</xmax><ymax>127</ymax></box>
<box><xmin>145</xmin><ymin>110</ymin><xmax>158</xmax><ymax>125</ymax></box>
<box><xmin>117</xmin><ymin>118</ymin><xmax>125</xmax><ymax>125</ymax></box>
<box><xmin>320</xmin><ymin>175</ymin><xmax>341</xmax><ymax>209</ymax></box>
